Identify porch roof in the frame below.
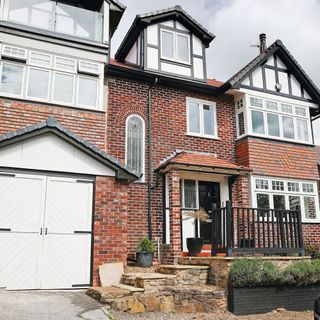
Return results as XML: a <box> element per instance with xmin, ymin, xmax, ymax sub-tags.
<box><xmin>157</xmin><ymin>151</ymin><xmax>251</xmax><ymax>175</ymax></box>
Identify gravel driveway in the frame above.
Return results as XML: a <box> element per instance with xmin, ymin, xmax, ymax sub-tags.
<box><xmin>112</xmin><ymin>309</ymin><xmax>313</xmax><ymax>320</ymax></box>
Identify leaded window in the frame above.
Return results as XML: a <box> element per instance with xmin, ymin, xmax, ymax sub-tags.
<box><xmin>126</xmin><ymin>115</ymin><xmax>145</xmax><ymax>178</ymax></box>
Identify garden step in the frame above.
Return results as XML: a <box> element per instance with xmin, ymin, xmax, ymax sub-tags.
<box><xmin>122</xmin><ymin>272</ymin><xmax>177</xmax><ymax>291</ymax></box>
<box><xmin>112</xmin><ymin>283</ymin><xmax>145</xmax><ymax>292</ymax></box>
<box><xmin>156</xmin><ymin>265</ymin><xmax>209</xmax><ymax>286</ymax></box>
<box><xmin>87</xmin><ymin>286</ymin><xmax>132</xmax><ymax>304</ymax></box>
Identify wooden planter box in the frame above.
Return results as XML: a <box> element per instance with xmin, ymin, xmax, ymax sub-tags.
<box><xmin>228</xmin><ymin>285</ymin><xmax>320</xmax><ymax>315</ymax></box>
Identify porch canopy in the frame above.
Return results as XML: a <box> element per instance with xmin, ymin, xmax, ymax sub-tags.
<box><xmin>157</xmin><ymin>151</ymin><xmax>251</xmax><ymax>176</ymax></box>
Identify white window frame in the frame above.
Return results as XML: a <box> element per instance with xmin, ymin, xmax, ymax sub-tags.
<box><xmin>0</xmin><ymin>44</ymin><xmax>104</xmax><ymax>111</ymax></box>
<box><xmin>76</xmin><ymin>75</ymin><xmax>99</xmax><ymax>110</ymax></box>
<box><xmin>0</xmin><ymin>61</ymin><xmax>26</xmax><ymax>98</ymax></box>
<box><xmin>160</xmin><ymin>28</ymin><xmax>191</xmax><ymax>65</ymax></box>
<box><xmin>125</xmin><ymin>114</ymin><xmax>145</xmax><ymax>183</ymax></box>
<box><xmin>186</xmin><ymin>97</ymin><xmax>218</xmax><ymax>139</ymax></box>
<box><xmin>251</xmin><ymin>175</ymin><xmax>320</xmax><ymax>223</ymax></box>
<box><xmin>181</xmin><ymin>178</ymin><xmax>199</xmax><ymax>209</ymax></box>
<box><xmin>51</xmin><ymin>71</ymin><xmax>76</xmax><ymax>106</ymax></box>
<box><xmin>25</xmin><ymin>66</ymin><xmax>51</xmax><ymax>102</ymax></box>
<box><xmin>240</xmin><ymin>92</ymin><xmax>314</xmax><ymax>144</ymax></box>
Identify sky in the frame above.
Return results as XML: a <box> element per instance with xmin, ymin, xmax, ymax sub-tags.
<box><xmin>111</xmin><ymin>0</ymin><xmax>320</xmax><ymax>143</ymax></box>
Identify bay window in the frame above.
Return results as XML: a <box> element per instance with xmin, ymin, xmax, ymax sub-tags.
<box><xmin>252</xmin><ymin>176</ymin><xmax>319</xmax><ymax>222</ymax></box>
<box><xmin>187</xmin><ymin>98</ymin><xmax>217</xmax><ymax>138</ymax></box>
<box><xmin>0</xmin><ymin>45</ymin><xmax>103</xmax><ymax>111</ymax></box>
<box><xmin>161</xmin><ymin>29</ymin><xmax>190</xmax><ymax>64</ymax></box>
<box><xmin>235</xmin><ymin>95</ymin><xmax>313</xmax><ymax>144</ymax></box>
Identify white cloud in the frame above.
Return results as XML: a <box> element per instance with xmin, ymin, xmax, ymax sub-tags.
<box><xmin>112</xmin><ymin>0</ymin><xmax>320</xmax><ymax>143</ymax></box>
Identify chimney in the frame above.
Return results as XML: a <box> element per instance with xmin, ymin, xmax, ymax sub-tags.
<box><xmin>259</xmin><ymin>33</ymin><xmax>267</xmax><ymax>54</ymax></box>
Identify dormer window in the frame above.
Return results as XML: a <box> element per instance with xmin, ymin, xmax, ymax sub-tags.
<box><xmin>160</xmin><ymin>29</ymin><xmax>190</xmax><ymax>65</ymax></box>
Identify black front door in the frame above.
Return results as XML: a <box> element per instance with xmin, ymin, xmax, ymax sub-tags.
<box><xmin>198</xmin><ymin>181</ymin><xmax>221</xmax><ymax>244</ymax></box>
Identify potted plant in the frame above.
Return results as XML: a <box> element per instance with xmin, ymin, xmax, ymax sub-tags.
<box><xmin>185</xmin><ymin>208</ymin><xmax>209</xmax><ymax>256</ymax></box>
<box><xmin>136</xmin><ymin>238</ymin><xmax>155</xmax><ymax>268</ymax></box>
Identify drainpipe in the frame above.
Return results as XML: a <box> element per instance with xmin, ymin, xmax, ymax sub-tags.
<box><xmin>147</xmin><ymin>77</ymin><xmax>158</xmax><ymax>240</ymax></box>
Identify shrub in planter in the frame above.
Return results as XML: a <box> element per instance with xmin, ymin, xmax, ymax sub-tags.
<box><xmin>229</xmin><ymin>258</ymin><xmax>279</xmax><ymax>288</ymax></box>
<box><xmin>136</xmin><ymin>238</ymin><xmax>155</xmax><ymax>268</ymax></box>
<box><xmin>228</xmin><ymin>258</ymin><xmax>320</xmax><ymax>315</ymax></box>
<box><xmin>305</xmin><ymin>245</ymin><xmax>320</xmax><ymax>260</ymax></box>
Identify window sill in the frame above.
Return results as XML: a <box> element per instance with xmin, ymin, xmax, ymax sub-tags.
<box><xmin>186</xmin><ymin>133</ymin><xmax>220</xmax><ymax>140</ymax></box>
<box><xmin>160</xmin><ymin>57</ymin><xmax>191</xmax><ymax>67</ymax></box>
<box><xmin>302</xmin><ymin>220</ymin><xmax>320</xmax><ymax>224</ymax></box>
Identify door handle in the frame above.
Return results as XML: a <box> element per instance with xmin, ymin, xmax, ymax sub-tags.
<box><xmin>40</xmin><ymin>228</ymin><xmax>43</xmax><ymax>235</ymax></box>
<box><xmin>45</xmin><ymin>228</ymin><xmax>48</xmax><ymax>235</ymax></box>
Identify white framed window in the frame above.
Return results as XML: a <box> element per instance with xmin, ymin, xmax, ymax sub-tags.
<box><xmin>186</xmin><ymin>98</ymin><xmax>218</xmax><ymax>139</ymax></box>
<box><xmin>26</xmin><ymin>67</ymin><xmax>50</xmax><ymax>100</ymax></box>
<box><xmin>251</xmin><ymin>176</ymin><xmax>320</xmax><ymax>222</ymax></box>
<box><xmin>78</xmin><ymin>60</ymin><xmax>101</xmax><ymax>75</ymax></box>
<box><xmin>29</xmin><ymin>51</ymin><xmax>51</xmax><ymax>68</ymax></box>
<box><xmin>0</xmin><ymin>62</ymin><xmax>24</xmax><ymax>96</ymax></box>
<box><xmin>125</xmin><ymin>115</ymin><xmax>145</xmax><ymax>181</ymax></box>
<box><xmin>246</xmin><ymin>94</ymin><xmax>313</xmax><ymax>144</ymax></box>
<box><xmin>182</xmin><ymin>179</ymin><xmax>198</xmax><ymax>209</ymax></box>
<box><xmin>2</xmin><ymin>45</ymin><xmax>27</xmax><ymax>61</ymax></box>
<box><xmin>55</xmin><ymin>56</ymin><xmax>77</xmax><ymax>73</ymax></box>
<box><xmin>160</xmin><ymin>29</ymin><xmax>191</xmax><ymax>64</ymax></box>
<box><xmin>52</xmin><ymin>72</ymin><xmax>75</xmax><ymax>104</ymax></box>
<box><xmin>77</xmin><ymin>76</ymin><xmax>98</xmax><ymax>109</ymax></box>
<box><xmin>0</xmin><ymin>44</ymin><xmax>103</xmax><ymax>110</ymax></box>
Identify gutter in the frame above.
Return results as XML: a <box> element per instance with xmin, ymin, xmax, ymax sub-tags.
<box><xmin>147</xmin><ymin>78</ymin><xmax>158</xmax><ymax>240</ymax></box>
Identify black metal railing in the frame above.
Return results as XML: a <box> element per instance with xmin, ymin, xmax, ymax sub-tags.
<box><xmin>211</xmin><ymin>201</ymin><xmax>304</xmax><ymax>257</ymax></box>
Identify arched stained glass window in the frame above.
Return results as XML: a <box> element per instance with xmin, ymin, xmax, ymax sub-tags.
<box><xmin>126</xmin><ymin>115</ymin><xmax>145</xmax><ymax>178</ymax></box>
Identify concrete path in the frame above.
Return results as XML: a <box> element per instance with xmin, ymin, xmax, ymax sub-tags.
<box><xmin>0</xmin><ymin>290</ymin><xmax>110</xmax><ymax>320</ymax></box>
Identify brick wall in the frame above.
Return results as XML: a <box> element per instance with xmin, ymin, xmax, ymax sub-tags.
<box><xmin>236</xmin><ymin>137</ymin><xmax>319</xmax><ymax>180</ymax></box>
<box><xmin>93</xmin><ymin>176</ymin><xmax>129</xmax><ymax>286</ymax></box>
<box><xmin>303</xmin><ymin>224</ymin><xmax>320</xmax><ymax>248</ymax></box>
<box><xmin>0</xmin><ymin>99</ymin><xmax>107</xmax><ymax>149</ymax></box>
<box><xmin>106</xmin><ymin>77</ymin><xmax>238</xmax><ymax>256</ymax></box>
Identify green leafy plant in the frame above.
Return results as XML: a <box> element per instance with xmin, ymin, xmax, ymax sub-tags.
<box><xmin>305</xmin><ymin>245</ymin><xmax>320</xmax><ymax>260</ymax></box>
<box><xmin>280</xmin><ymin>260</ymin><xmax>320</xmax><ymax>286</ymax></box>
<box><xmin>229</xmin><ymin>258</ymin><xmax>279</xmax><ymax>288</ymax></box>
<box><xmin>229</xmin><ymin>258</ymin><xmax>320</xmax><ymax>288</ymax></box>
<box><xmin>136</xmin><ymin>238</ymin><xmax>155</xmax><ymax>253</ymax></box>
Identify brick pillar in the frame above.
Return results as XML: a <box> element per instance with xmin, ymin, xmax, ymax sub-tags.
<box><xmin>168</xmin><ymin>169</ymin><xmax>181</xmax><ymax>264</ymax></box>
<box><xmin>232</xmin><ymin>175</ymin><xmax>250</xmax><ymax>207</ymax></box>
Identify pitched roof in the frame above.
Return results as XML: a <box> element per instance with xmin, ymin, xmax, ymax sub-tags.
<box><xmin>221</xmin><ymin>40</ymin><xmax>320</xmax><ymax>104</ymax></box>
<box><xmin>0</xmin><ymin>117</ymin><xmax>140</xmax><ymax>181</ymax></box>
<box><xmin>157</xmin><ymin>151</ymin><xmax>251</xmax><ymax>174</ymax></box>
<box><xmin>115</xmin><ymin>5</ymin><xmax>215</xmax><ymax>62</ymax></box>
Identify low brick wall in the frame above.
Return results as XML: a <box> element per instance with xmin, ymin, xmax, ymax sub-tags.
<box><xmin>178</xmin><ymin>256</ymin><xmax>311</xmax><ymax>288</ymax></box>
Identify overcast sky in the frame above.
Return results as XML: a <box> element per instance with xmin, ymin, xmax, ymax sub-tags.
<box><xmin>111</xmin><ymin>0</ymin><xmax>320</xmax><ymax>143</ymax></box>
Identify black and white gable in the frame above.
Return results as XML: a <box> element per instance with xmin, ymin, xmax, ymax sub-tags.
<box><xmin>115</xmin><ymin>6</ymin><xmax>215</xmax><ymax>81</ymax></box>
<box><xmin>223</xmin><ymin>36</ymin><xmax>320</xmax><ymax>113</ymax></box>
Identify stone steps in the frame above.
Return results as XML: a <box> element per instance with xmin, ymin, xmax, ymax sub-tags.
<box><xmin>122</xmin><ymin>272</ymin><xmax>177</xmax><ymax>292</ymax></box>
<box><xmin>113</xmin><ymin>283</ymin><xmax>144</xmax><ymax>292</ymax></box>
<box><xmin>156</xmin><ymin>265</ymin><xmax>209</xmax><ymax>286</ymax></box>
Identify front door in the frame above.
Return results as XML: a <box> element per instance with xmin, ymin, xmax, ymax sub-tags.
<box><xmin>198</xmin><ymin>181</ymin><xmax>220</xmax><ymax>244</ymax></box>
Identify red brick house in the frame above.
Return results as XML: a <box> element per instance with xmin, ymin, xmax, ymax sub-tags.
<box><xmin>0</xmin><ymin>2</ymin><xmax>319</xmax><ymax>291</ymax></box>
<box><xmin>107</xmin><ymin>7</ymin><xmax>320</xmax><ymax>263</ymax></box>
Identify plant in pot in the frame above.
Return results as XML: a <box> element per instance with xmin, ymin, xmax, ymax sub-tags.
<box><xmin>185</xmin><ymin>208</ymin><xmax>209</xmax><ymax>256</ymax></box>
<box><xmin>136</xmin><ymin>238</ymin><xmax>155</xmax><ymax>268</ymax></box>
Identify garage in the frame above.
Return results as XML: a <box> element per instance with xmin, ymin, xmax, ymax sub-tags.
<box><xmin>0</xmin><ymin>172</ymin><xmax>94</xmax><ymax>290</ymax></box>
<box><xmin>0</xmin><ymin>117</ymin><xmax>138</xmax><ymax>290</ymax></box>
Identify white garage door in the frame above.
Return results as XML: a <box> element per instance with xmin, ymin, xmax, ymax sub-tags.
<box><xmin>0</xmin><ymin>172</ymin><xmax>93</xmax><ymax>290</ymax></box>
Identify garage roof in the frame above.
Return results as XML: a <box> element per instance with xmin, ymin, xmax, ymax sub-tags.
<box><xmin>0</xmin><ymin>117</ymin><xmax>140</xmax><ymax>182</ymax></box>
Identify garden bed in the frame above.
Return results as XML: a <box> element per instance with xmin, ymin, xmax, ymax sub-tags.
<box><xmin>228</xmin><ymin>285</ymin><xmax>320</xmax><ymax>315</ymax></box>
<box><xmin>228</xmin><ymin>258</ymin><xmax>320</xmax><ymax>315</ymax></box>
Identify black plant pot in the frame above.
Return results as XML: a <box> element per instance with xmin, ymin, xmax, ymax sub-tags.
<box><xmin>136</xmin><ymin>252</ymin><xmax>154</xmax><ymax>268</ymax></box>
<box><xmin>186</xmin><ymin>237</ymin><xmax>204</xmax><ymax>256</ymax></box>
